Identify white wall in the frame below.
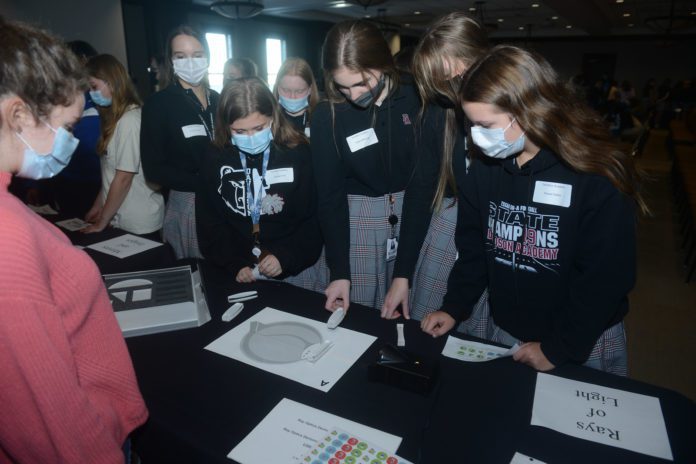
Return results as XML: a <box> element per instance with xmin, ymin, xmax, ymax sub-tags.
<box><xmin>1</xmin><ymin>0</ymin><xmax>128</xmax><ymax>69</ymax></box>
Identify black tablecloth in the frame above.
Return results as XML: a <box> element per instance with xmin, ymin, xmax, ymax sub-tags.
<box><xmin>64</xmin><ymin>226</ymin><xmax>695</xmax><ymax>464</ymax></box>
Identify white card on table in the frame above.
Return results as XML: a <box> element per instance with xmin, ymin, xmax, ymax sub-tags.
<box><xmin>531</xmin><ymin>373</ymin><xmax>673</xmax><ymax>461</ymax></box>
<box><xmin>181</xmin><ymin>124</ymin><xmax>207</xmax><ymax>138</ymax></box>
<box><xmin>532</xmin><ymin>181</ymin><xmax>572</xmax><ymax>208</ymax></box>
<box><xmin>87</xmin><ymin>234</ymin><xmax>162</xmax><ymax>259</ymax></box>
<box><xmin>346</xmin><ymin>128</ymin><xmax>379</xmax><ymax>153</ymax></box>
<box><xmin>441</xmin><ymin>336</ymin><xmax>519</xmax><ymax>362</ymax></box>
<box><xmin>55</xmin><ymin>218</ymin><xmax>90</xmax><ymax>231</ymax></box>
<box><xmin>510</xmin><ymin>452</ymin><xmax>546</xmax><ymax>463</ymax></box>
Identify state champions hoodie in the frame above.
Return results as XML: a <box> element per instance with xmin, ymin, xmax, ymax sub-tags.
<box><xmin>441</xmin><ymin>149</ymin><xmax>636</xmax><ymax>366</ymax></box>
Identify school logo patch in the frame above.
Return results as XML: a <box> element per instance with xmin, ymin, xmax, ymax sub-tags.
<box><xmin>402</xmin><ymin>114</ymin><xmax>411</xmax><ymax>125</ymax></box>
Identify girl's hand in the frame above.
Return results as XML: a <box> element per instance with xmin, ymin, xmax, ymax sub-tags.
<box><xmin>258</xmin><ymin>254</ymin><xmax>282</xmax><ymax>277</ymax></box>
<box><xmin>236</xmin><ymin>267</ymin><xmax>256</xmax><ymax>283</ymax></box>
<box><xmin>325</xmin><ymin>279</ymin><xmax>350</xmax><ymax>312</ymax></box>
<box><xmin>420</xmin><ymin>311</ymin><xmax>455</xmax><ymax>337</ymax></box>
<box><xmin>381</xmin><ymin>277</ymin><xmax>409</xmax><ymax>319</ymax></box>
<box><xmin>513</xmin><ymin>342</ymin><xmax>555</xmax><ymax>371</ymax></box>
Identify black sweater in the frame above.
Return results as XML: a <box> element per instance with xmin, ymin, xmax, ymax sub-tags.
<box><xmin>394</xmin><ymin>104</ymin><xmax>468</xmax><ymax>281</ymax></box>
<box><xmin>442</xmin><ymin>149</ymin><xmax>636</xmax><ymax>366</ymax></box>
<box><xmin>140</xmin><ymin>83</ymin><xmax>219</xmax><ymax>192</ymax></box>
<box><xmin>196</xmin><ymin>142</ymin><xmax>322</xmax><ymax>278</ymax></box>
<box><xmin>311</xmin><ymin>81</ymin><xmax>420</xmax><ymax>281</ymax></box>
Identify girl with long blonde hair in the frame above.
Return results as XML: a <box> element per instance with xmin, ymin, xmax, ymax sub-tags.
<box><xmin>273</xmin><ymin>57</ymin><xmax>320</xmax><ymax>136</ymax></box>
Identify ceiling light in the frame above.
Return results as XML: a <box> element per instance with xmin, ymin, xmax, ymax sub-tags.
<box><xmin>623</xmin><ymin>13</ymin><xmax>631</xmax><ymax>17</ymax></box>
<box><xmin>414</xmin><ymin>11</ymin><xmax>421</xmax><ymax>15</ymax></box>
<box><xmin>691</xmin><ymin>11</ymin><xmax>696</xmax><ymax>15</ymax></box>
<box><xmin>331</xmin><ymin>1</ymin><xmax>351</xmax><ymax>8</ymax></box>
<box><xmin>469</xmin><ymin>7</ymin><xmax>476</xmax><ymax>12</ymax></box>
<box><xmin>532</xmin><ymin>3</ymin><xmax>539</xmax><ymax>7</ymax></box>
<box><xmin>404</xmin><ymin>23</ymin><xmax>410</xmax><ymax>27</ymax></box>
<box><xmin>364</xmin><ymin>14</ymin><xmax>371</xmax><ymax>18</ymax></box>
<box><xmin>566</xmin><ymin>25</ymin><xmax>572</xmax><ymax>29</ymax></box>
<box><xmin>210</xmin><ymin>1</ymin><xmax>264</xmax><ymax>19</ymax></box>
<box><xmin>498</xmin><ymin>18</ymin><xmax>504</xmax><ymax>22</ymax></box>
<box><xmin>616</xmin><ymin>0</ymin><xmax>624</xmax><ymax>3</ymax></box>
<box><xmin>551</xmin><ymin>16</ymin><xmax>559</xmax><ymax>20</ymax></box>
<box><xmin>518</xmin><ymin>26</ymin><xmax>525</xmax><ymax>30</ymax></box>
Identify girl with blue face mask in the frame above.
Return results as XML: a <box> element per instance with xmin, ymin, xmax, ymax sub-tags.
<box><xmin>422</xmin><ymin>45</ymin><xmax>648</xmax><ymax>376</ymax></box>
<box><xmin>196</xmin><ymin>77</ymin><xmax>323</xmax><ymax>289</ymax></box>
<box><xmin>272</xmin><ymin>58</ymin><xmax>319</xmax><ymax>138</ymax></box>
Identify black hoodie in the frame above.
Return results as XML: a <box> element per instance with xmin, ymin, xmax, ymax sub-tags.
<box><xmin>441</xmin><ymin>149</ymin><xmax>636</xmax><ymax>366</ymax></box>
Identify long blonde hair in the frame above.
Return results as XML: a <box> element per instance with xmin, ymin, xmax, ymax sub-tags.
<box><xmin>412</xmin><ymin>12</ymin><xmax>489</xmax><ymax>211</ymax></box>
<box><xmin>272</xmin><ymin>57</ymin><xmax>320</xmax><ymax>125</ymax></box>
<box><xmin>461</xmin><ymin>45</ymin><xmax>648</xmax><ymax>214</ymax></box>
<box><xmin>87</xmin><ymin>54</ymin><xmax>141</xmax><ymax>155</ymax></box>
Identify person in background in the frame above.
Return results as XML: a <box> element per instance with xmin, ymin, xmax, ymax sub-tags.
<box><xmin>382</xmin><ymin>12</ymin><xmax>490</xmax><ymax>321</ymax></box>
<box><xmin>140</xmin><ymin>25</ymin><xmax>219</xmax><ymax>258</ymax></box>
<box><xmin>422</xmin><ymin>45</ymin><xmax>646</xmax><ymax>376</ymax></box>
<box><xmin>312</xmin><ymin>20</ymin><xmax>420</xmax><ymax>312</ymax></box>
<box><xmin>82</xmin><ymin>54</ymin><xmax>164</xmax><ymax>237</ymax></box>
<box><xmin>223</xmin><ymin>57</ymin><xmax>258</xmax><ymax>87</ymax></box>
<box><xmin>0</xmin><ymin>17</ymin><xmax>147</xmax><ymax>462</ymax></box>
<box><xmin>272</xmin><ymin>57</ymin><xmax>320</xmax><ymax>137</ymax></box>
<box><xmin>197</xmin><ymin>77</ymin><xmax>322</xmax><ymax>287</ymax></box>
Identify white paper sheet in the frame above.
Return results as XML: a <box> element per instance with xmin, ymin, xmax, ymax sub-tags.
<box><xmin>28</xmin><ymin>204</ymin><xmax>58</xmax><ymax>215</ymax></box>
<box><xmin>510</xmin><ymin>452</ymin><xmax>546</xmax><ymax>463</ymax></box>
<box><xmin>228</xmin><ymin>398</ymin><xmax>401</xmax><ymax>464</ymax></box>
<box><xmin>205</xmin><ymin>307</ymin><xmax>376</xmax><ymax>392</ymax></box>
<box><xmin>531</xmin><ymin>373</ymin><xmax>673</xmax><ymax>461</ymax></box>
<box><xmin>55</xmin><ymin>218</ymin><xmax>90</xmax><ymax>231</ymax></box>
<box><xmin>87</xmin><ymin>233</ymin><xmax>162</xmax><ymax>258</ymax></box>
<box><xmin>441</xmin><ymin>336</ymin><xmax>519</xmax><ymax>362</ymax></box>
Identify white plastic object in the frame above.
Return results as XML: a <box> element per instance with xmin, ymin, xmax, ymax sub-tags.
<box><xmin>227</xmin><ymin>290</ymin><xmax>258</xmax><ymax>303</ymax></box>
<box><xmin>301</xmin><ymin>340</ymin><xmax>334</xmax><ymax>362</ymax></box>
<box><xmin>396</xmin><ymin>323</ymin><xmax>405</xmax><ymax>347</ymax></box>
<box><xmin>327</xmin><ymin>307</ymin><xmax>346</xmax><ymax>330</ymax></box>
<box><xmin>221</xmin><ymin>302</ymin><xmax>244</xmax><ymax>322</ymax></box>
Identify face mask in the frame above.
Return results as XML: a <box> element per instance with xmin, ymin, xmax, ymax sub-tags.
<box><xmin>16</xmin><ymin>124</ymin><xmax>79</xmax><ymax>179</ymax></box>
<box><xmin>470</xmin><ymin>118</ymin><xmax>526</xmax><ymax>159</ymax></box>
<box><xmin>231</xmin><ymin>125</ymin><xmax>273</xmax><ymax>155</ymax></box>
<box><xmin>434</xmin><ymin>75</ymin><xmax>463</xmax><ymax>109</ymax></box>
<box><xmin>279</xmin><ymin>95</ymin><xmax>309</xmax><ymax>114</ymax></box>
<box><xmin>350</xmin><ymin>75</ymin><xmax>385</xmax><ymax>109</ymax></box>
<box><xmin>173</xmin><ymin>57</ymin><xmax>209</xmax><ymax>86</ymax></box>
<box><xmin>89</xmin><ymin>90</ymin><xmax>112</xmax><ymax>107</ymax></box>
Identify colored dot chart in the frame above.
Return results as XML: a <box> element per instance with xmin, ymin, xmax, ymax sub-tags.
<box><xmin>302</xmin><ymin>428</ymin><xmax>412</xmax><ymax>464</ymax></box>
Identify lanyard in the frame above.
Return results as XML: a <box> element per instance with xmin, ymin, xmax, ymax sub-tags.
<box><xmin>197</xmin><ymin>92</ymin><xmax>214</xmax><ymax>141</ymax></box>
<box><xmin>239</xmin><ymin>147</ymin><xmax>271</xmax><ymax>226</ymax></box>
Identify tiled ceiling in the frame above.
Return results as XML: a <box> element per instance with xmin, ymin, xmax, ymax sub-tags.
<box><xmin>197</xmin><ymin>0</ymin><xmax>696</xmax><ymax>37</ymax></box>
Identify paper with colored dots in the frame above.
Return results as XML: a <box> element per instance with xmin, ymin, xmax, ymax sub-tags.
<box><xmin>441</xmin><ymin>336</ymin><xmax>519</xmax><ymax>362</ymax></box>
<box><xmin>302</xmin><ymin>428</ymin><xmax>412</xmax><ymax>464</ymax></box>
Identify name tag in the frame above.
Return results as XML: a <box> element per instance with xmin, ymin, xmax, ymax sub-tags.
<box><xmin>533</xmin><ymin>181</ymin><xmax>572</xmax><ymax>208</ymax></box>
<box><xmin>346</xmin><ymin>128</ymin><xmax>378</xmax><ymax>153</ymax></box>
<box><xmin>265</xmin><ymin>168</ymin><xmax>294</xmax><ymax>185</ymax></box>
<box><xmin>181</xmin><ymin>124</ymin><xmax>207</xmax><ymax>138</ymax></box>
<box><xmin>304</xmin><ymin>127</ymin><xmax>311</xmax><ymax>138</ymax></box>
<box><xmin>386</xmin><ymin>237</ymin><xmax>398</xmax><ymax>261</ymax></box>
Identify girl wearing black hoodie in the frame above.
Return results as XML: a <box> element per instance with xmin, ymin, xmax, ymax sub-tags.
<box><xmin>422</xmin><ymin>46</ymin><xmax>647</xmax><ymax>375</ymax></box>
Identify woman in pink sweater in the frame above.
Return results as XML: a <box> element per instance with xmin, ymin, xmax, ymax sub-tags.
<box><xmin>0</xmin><ymin>18</ymin><xmax>148</xmax><ymax>463</ymax></box>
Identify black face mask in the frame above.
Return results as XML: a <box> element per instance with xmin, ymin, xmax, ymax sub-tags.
<box><xmin>434</xmin><ymin>93</ymin><xmax>456</xmax><ymax>109</ymax></box>
<box><xmin>351</xmin><ymin>75</ymin><xmax>386</xmax><ymax>109</ymax></box>
<box><xmin>434</xmin><ymin>74</ymin><xmax>464</xmax><ymax>109</ymax></box>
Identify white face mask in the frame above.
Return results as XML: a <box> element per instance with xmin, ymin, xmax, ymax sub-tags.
<box><xmin>173</xmin><ymin>57</ymin><xmax>209</xmax><ymax>86</ymax></box>
<box><xmin>470</xmin><ymin>118</ymin><xmax>526</xmax><ymax>159</ymax></box>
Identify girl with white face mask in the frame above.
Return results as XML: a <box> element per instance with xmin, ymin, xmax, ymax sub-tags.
<box><xmin>422</xmin><ymin>45</ymin><xmax>648</xmax><ymax>376</ymax></box>
<box><xmin>196</xmin><ymin>78</ymin><xmax>323</xmax><ymax>288</ymax></box>
<box><xmin>140</xmin><ymin>25</ymin><xmax>219</xmax><ymax>259</ymax></box>
<box><xmin>0</xmin><ymin>18</ymin><xmax>147</xmax><ymax>462</ymax></box>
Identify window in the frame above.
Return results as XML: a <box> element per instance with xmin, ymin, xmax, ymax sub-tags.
<box><xmin>265</xmin><ymin>38</ymin><xmax>286</xmax><ymax>89</ymax></box>
<box><xmin>206</xmin><ymin>32</ymin><xmax>232</xmax><ymax>93</ymax></box>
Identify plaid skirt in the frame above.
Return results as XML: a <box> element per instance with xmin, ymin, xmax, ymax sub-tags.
<box><xmin>283</xmin><ymin>248</ymin><xmax>330</xmax><ymax>293</ymax></box>
<box><xmin>408</xmin><ymin>199</ymin><xmax>458</xmax><ymax>320</ymax></box>
<box><xmin>347</xmin><ymin>192</ymin><xmax>404</xmax><ymax>309</ymax></box>
<box><xmin>162</xmin><ymin>190</ymin><xmax>202</xmax><ymax>259</ymax></box>
<box><xmin>458</xmin><ymin>291</ymin><xmax>628</xmax><ymax>376</ymax></box>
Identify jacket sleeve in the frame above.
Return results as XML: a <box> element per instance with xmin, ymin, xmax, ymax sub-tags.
<box><xmin>196</xmin><ymin>151</ymin><xmax>254</xmax><ymax>275</ymax></box>
<box><xmin>439</xmin><ymin>161</ymin><xmax>489</xmax><ymax>321</ymax></box>
<box><xmin>140</xmin><ymin>95</ymin><xmax>199</xmax><ymax>192</ymax></box>
<box><xmin>311</xmin><ymin>103</ymin><xmax>351</xmax><ymax>281</ymax></box>
<box><xmin>540</xmin><ymin>183</ymin><xmax>636</xmax><ymax>366</ymax></box>
<box><xmin>393</xmin><ymin>106</ymin><xmax>443</xmax><ymax>282</ymax></box>
<box><xmin>266</xmin><ymin>144</ymin><xmax>323</xmax><ymax>276</ymax></box>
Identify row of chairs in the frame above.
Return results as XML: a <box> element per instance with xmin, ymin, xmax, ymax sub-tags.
<box><xmin>669</xmin><ymin>108</ymin><xmax>696</xmax><ymax>283</ymax></box>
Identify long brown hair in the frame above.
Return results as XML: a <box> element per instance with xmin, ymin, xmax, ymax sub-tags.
<box><xmin>461</xmin><ymin>45</ymin><xmax>648</xmax><ymax>214</ymax></box>
<box><xmin>321</xmin><ymin>20</ymin><xmax>399</xmax><ymax>104</ymax></box>
<box><xmin>214</xmin><ymin>77</ymin><xmax>306</xmax><ymax>150</ymax></box>
<box><xmin>87</xmin><ymin>54</ymin><xmax>142</xmax><ymax>155</ymax></box>
<box><xmin>0</xmin><ymin>16</ymin><xmax>86</xmax><ymax>127</ymax></box>
<box><xmin>412</xmin><ymin>12</ymin><xmax>489</xmax><ymax>211</ymax></box>
<box><xmin>160</xmin><ymin>25</ymin><xmax>210</xmax><ymax>89</ymax></box>
<box><xmin>272</xmin><ymin>57</ymin><xmax>320</xmax><ymax>125</ymax></box>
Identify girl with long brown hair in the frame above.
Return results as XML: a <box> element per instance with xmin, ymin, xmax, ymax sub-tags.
<box><xmin>82</xmin><ymin>54</ymin><xmax>164</xmax><ymax>235</ymax></box>
<box><xmin>422</xmin><ymin>45</ymin><xmax>644</xmax><ymax>375</ymax></box>
<box><xmin>382</xmin><ymin>12</ymin><xmax>489</xmax><ymax>321</ymax></box>
<box><xmin>196</xmin><ymin>77</ymin><xmax>322</xmax><ymax>286</ymax></box>
<box><xmin>311</xmin><ymin>20</ymin><xmax>420</xmax><ymax>313</ymax></box>
<box><xmin>273</xmin><ymin>57</ymin><xmax>320</xmax><ymax>136</ymax></box>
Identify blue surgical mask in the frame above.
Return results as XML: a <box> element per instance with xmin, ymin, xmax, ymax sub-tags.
<box><xmin>470</xmin><ymin>118</ymin><xmax>526</xmax><ymax>159</ymax></box>
<box><xmin>230</xmin><ymin>125</ymin><xmax>273</xmax><ymax>155</ymax></box>
<box><xmin>279</xmin><ymin>94</ymin><xmax>309</xmax><ymax>114</ymax></box>
<box><xmin>89</xmin><ymin>90</ymin><xmax>112</xmax><ymax>107</ymax></box>
<box><xmin>15</xmin><ymin>124</ymin><xmax>79</xmax><ymax>179</ymax></box>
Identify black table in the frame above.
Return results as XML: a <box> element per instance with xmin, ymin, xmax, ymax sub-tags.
<box><xmin>65</xmin><ymin>226</ymin><xmax>695</xmax><ymax>463</ymax></box>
